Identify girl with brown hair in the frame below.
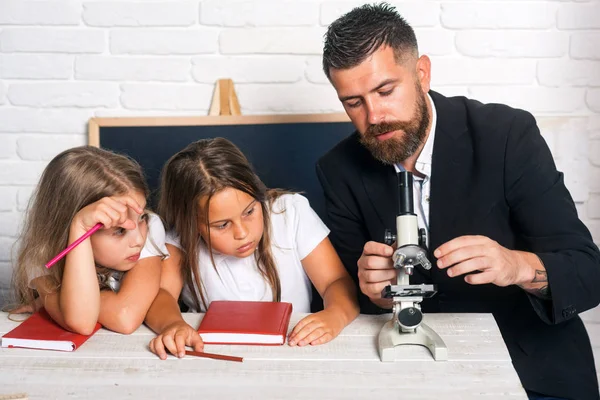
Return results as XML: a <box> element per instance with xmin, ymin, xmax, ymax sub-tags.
<box><xmin>12</xmin><ymin>146</ymin><xmax>168</xmax><ymax>335</ymax></box>
<box><xmin>145</xmin><ymin>138</ymin><xmax>359</xmax><ymax>359</ymax></box>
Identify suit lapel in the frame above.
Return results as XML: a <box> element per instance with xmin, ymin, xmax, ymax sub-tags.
<box><xmin>428</xmin><ymin>91</ymin><xmax>473</xmax><ymax>252</ymax></box>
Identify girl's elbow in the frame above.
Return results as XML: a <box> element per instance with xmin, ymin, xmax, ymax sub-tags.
<box><xmin>76</xmin><ymin>325</ymin><xmax>97</xmax><ymax>336</ymax></box>
<box><xmin>63</xmin><ymin>318</ymin><xmax>97</xmax><ymax>336</ymax></box>
<box><xmin>116</xmin><ymin>323</ymin><xmax>139</xmax><ymax>335</ymax></box>
<box><xmin>116</xmin><ymin>317</ymin><xmax>143</xmax><ymax>335</ymax></box>
<box><xmin>113</xmin><ymin>308</ymin><xmax>144</xmax><ymax>334</ymax></box>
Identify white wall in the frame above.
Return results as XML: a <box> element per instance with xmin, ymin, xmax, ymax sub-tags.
<box><xmin>0</xmin><ymin>0</ymin><xmax>599</xmax><ymax>329</ymax></box>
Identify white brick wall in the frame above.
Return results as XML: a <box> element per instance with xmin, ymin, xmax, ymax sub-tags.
<box><xmin>110</xmin><ymin>29</ymin><xmax>219</xmax><ymax>54</ymax></box>
<box><xmin>0</xmin><ymin>1</ymin><xmax>81</xmax><ymax>26</ymax></box>
<box><xmin>0</xmin><ymin>188</ymin><xmax>17</xmax><ymax>212</ymax></box>
<box><xmin>202</xmin><ymin>0</ymin><xmax>320</xmax><ymax>26</ymax></box>
<box><xmin>83</xmin><ymin>2</ymin><xmax>198</xmax><ymax>27</ymax></box>
<box><xmin>469</xmin><ymin>87</ymin><xmax>587</xmax><ymax>114</ymax></box>
<box><xmin>219</xmin><ymin>28</ymin><xmax>325</xmax><ymax>54</ymax></box>
<box><xmin>192</xmin><ymin>56</ymin><xmax>304</xmax><ymax>83</ymax></box>
<box><xmin>120</xmin><ymin>83</ymin><xmax>214</xmax><ymax>110</ymax></box>
<box><xmin>0</xmin><ymin>54</ymin><xmax>75</xmax><ymax>79</ymax></box>
<box><xmin>17</xmin><ymin>135</ymin><xmax>86</xmax><ymax>161</ymax></box>
<box><xmin>455</xmin><ymin>31</ymin><xmax>569</xmax><ymax>58</ymax></box>
<box><xmin>589</xmin><ymin>89</ymin><xmax>600</xmax><ymax>112</ymax></box>
<box><xmin>0</xmin><ymin>81</ymin><xmax>5</xmax><ymax>105</ymax></box>
<box><xmin>0</xmin><ymin>28</ymin><xmax>106</xmax><ymax>53</ymax></box>
<box><xmin>558</xmin><ymin>3</ymin><xmax>600</xmax><ymax>30</ymax></box>
<box><xmin>571</xmin><ymin>32</ymin><xmax>600</xmax><ymax>60</ymax></box>
<box><xmin>8</xmin><ymin>82</ymin><xmax>120</xmax><ymax>108</ymax></box>
<box><xmin>75</xmin><ymin>56</ymin><xmax>191</xmax><ymax>81</ymax></box>
<box><xmin>0</xmin><ymin>1</ymin><xmax>598</xmax><ymax>328</ymax></box>
<box><xmin>537</xmin><ymin>60</ymin><xmax>600</xmax><ymax>87</ymax></box>
<box><xmin>441</xmin><ymin>3</ymin><xmax>558</xmax><ymax>29</ymax></box>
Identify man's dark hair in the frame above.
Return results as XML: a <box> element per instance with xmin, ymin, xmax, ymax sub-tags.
<box><xmin>322</xmin><ymin>2</ymin><xmax>418</xmax><ymax>80</ymax></box>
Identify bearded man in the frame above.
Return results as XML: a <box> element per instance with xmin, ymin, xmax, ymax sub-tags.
<box><xmin>316</xmin><ymin>3</ymin><xmax>600</xmax><ymax>400</ymax></box>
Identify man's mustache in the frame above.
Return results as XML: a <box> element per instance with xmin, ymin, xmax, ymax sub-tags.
<box><xmin>365</xmin><ymin>121</ymin><xmax>410</xmax><ymax>137</ymax></box>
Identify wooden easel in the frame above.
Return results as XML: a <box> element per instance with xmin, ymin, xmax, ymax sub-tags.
<box><xmin>208</xmin><ymin>79</ymin><xmax>241</xmax><ymax>116</ymax></box>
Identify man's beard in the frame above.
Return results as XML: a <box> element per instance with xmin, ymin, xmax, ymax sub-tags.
<box><xmin>359</xmin><ymin>90</ymin><xmax>430</xmax><ymax>165</ymax></box>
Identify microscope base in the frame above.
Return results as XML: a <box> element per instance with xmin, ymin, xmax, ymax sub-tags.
<box><xmin>378</xmin><ymin>320</ymin><xmax>448</xmax><ymax>362</ymax></box>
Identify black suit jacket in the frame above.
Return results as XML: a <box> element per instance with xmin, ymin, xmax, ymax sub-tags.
<box><xmin>316</xmin><ymin>91</ymin><xmax>600</xmax><ymax>399</ymax></box>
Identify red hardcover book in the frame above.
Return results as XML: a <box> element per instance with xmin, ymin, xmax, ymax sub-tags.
<box><xmin>1</xmin><ymin>308</ymin><xmax>101</xmax><ymax>352</ymax></box>
<box><xmin>198</xmin><ymin>300</ymin><xmax>293</xmax><ymax>345</ymax></box>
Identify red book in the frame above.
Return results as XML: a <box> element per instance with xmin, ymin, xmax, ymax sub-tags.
<box><xmin>198</xmin><ymin>300</ymin><xmax>293</xmax><ymax>345</ymax></box>
<box><xmin>1</xmin><ymin>308</ymin><xmax>101</xmax><ymax>352</ymax></box>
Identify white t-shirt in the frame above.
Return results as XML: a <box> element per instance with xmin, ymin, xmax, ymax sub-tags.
<box><xmin>166</xmin><ymin>193</ymin><xmax>330</xmax><ymax>313</ymax></box>
<box><xmin>28</xmin><ymin>212</ymin><xmax>169</xmax><ymax>292</ymax></box>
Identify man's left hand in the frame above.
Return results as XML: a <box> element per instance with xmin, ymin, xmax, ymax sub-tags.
<box><xmin>434</xmin><ymin>235</ymin><xmax>532</xmax><ymax>287</ymax></box>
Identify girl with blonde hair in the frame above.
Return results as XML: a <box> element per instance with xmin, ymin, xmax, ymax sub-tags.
<box><xmin>12</xmin><ymin>146</ymin><xmax>168</xmax><ymax>335</ymax></box>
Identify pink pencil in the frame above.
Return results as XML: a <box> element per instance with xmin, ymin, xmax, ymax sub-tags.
<box><xmin>45</xmin><ymin>223</ymin><xmax>103</xmax><ymax>269</ymax></box>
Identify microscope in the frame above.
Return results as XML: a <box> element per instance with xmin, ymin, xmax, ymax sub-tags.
<box><xmin>377</xmin><ymin>170</ymin><xmax>448</xmax><ymax>362</ymax></box>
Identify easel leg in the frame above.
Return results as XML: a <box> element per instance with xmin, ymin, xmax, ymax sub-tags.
<box><xmin>209</xmin><ymin>79</ymin><xmax>241</xmax><ymax>116</ymax></box>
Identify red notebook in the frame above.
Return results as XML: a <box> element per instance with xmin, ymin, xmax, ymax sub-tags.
<box><xmin>198</xmin><ymin>300</ymin><xmax>293</xmax><ymax>345</ymax></box>
<box><xmin>1</xmin><ymin>308</ymin><xmax>101</xmax><ymax>352</ymax></box>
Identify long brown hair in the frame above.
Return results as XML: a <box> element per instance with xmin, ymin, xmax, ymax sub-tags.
<box><xmin>158</xmin><ymin>138</ymin><xmax>283</xmax><ymax>311</ymax></box>
<box><xmin>12</xmin><ymin>146</ymin><xmax>149</xmax><ymax>309</ymax></box>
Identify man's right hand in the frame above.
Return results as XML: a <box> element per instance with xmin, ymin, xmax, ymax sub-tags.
<box><xmin>149</xmin><ymin>320</ymin><xmax>204</xmax><ymax>360</ymax></box>
<box><xmin>357</xmin><ymin>241</ymin><xmax>398</xmax><ymax>309</ymax></box>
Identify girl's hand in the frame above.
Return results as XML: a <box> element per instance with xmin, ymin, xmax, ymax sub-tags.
<box><xmin>149</xmin><ymin>321</ymin><xmax>204</xmax><ymax>360</ymax></box>
<box><xmin>288</xmin><ymin>309</ymin><xmax>346</xmax><ymax>346</ymax></box>
<box><xmin>72</xmin><ymin>195</ymin><xmax>143</xmax><ymax>233</ymax></box>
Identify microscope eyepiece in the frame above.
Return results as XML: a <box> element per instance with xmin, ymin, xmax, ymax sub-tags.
<box><xmin>398</xmin><ymin>171</ymin><xmax>415</xmax><ymax>216</ymax></box>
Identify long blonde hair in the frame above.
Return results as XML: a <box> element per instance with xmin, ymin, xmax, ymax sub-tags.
<box><xmin>12</xmin><ymin>146</ymin><xmax>149</xmax><ymax>309</ymax></box>
<box><xmin>158</xmin><ymin>138</ymin><xmax>284</xmax><ymax>311</ymax></box>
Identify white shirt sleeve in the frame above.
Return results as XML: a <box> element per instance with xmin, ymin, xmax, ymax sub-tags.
<box><xmin>286</xmin><ymin>193</ymin><xmax>330</xmax><ymax>260</ymax></box>
<box><xmin>165</xmin><ymin>230</ymin><xmax>182</xmax><ymax>249</ymax></box>
<box><xmin>140</xmin><ymin>213</ymin><xmax>169</xmax><ymax>260</ymax></box>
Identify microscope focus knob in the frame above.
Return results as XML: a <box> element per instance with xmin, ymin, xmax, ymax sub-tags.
<box><xmin>397</xmin><ymin>307</ymin><xmax>423</xmax><ymax>330</ymax></box>
<box><xmin>384</xmin><ymin>229</ymin><xmax>396</xmax><ymax>246</ymax></box>
<box><xmin>418</xmin><ymin>228</ymin><xmax>427</xmax><ymax>248</ymax></box>
<box><xmin>417</xmin><ymin>252</ymin><xmax>432</xmax><ymax>270</ymax></box>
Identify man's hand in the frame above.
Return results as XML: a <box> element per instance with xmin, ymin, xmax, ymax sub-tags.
<box><xmin>434</xmin><ymin>235</ymin><xmax>534</xmax><ymax>287</ymax></box>
<box><xmin>357</xmin><ymin>241</ymin><xmax>397</xmax><ymax>308</ymax></box>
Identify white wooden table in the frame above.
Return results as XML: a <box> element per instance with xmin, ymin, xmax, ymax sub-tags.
<box><xmin>0</xmin><ymin>312</ymin><xmax>526</xmax><ymax>399</ymax></box>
